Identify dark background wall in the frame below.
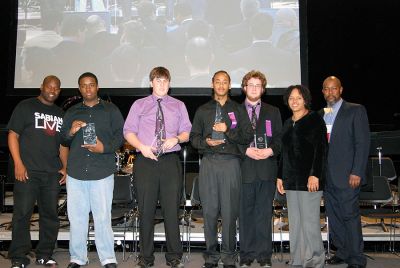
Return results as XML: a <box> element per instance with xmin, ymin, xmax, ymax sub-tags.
<box><xmin>1</xmin><ymin>0</ymin><xmax>399</xmax><ymax>130</ymax></box>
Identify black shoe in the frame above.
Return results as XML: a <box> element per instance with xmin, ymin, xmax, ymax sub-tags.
<box><xmin>104</xmin><ymin>263</ymin><xmax>117</xmax><ymax>268</ymax></box>
<box><xmin>10</xmin><ymin>262</ymin><xmax>25</xmax><ymax>268</ymax></box>
<box><xmin>347</xmin><ymin>265</ymin><xmax>366</xmax><ymax>268</ymax></box>
<box><xmin>223</xmin><ymin>265</ymin><xmax>236</xmax><ymax>268</ymax></box>
<box><xmin>259</xmin><ymin>259</ymin><xmax>272</xmax><ymax>267</ymax></box>
<box><xmin>326</xmin><ymin>255</ymin><xmax>345</xmax><ymax>265</ymax></box>
<box><xmin>67</xmin><ymin>263</ymin><xmax>81</xmax><ymax>268</ymax></box>
<box><xmin>134</xmin><ymin>259</ymin><xmax>154</xmax><ymax>268</ymax></box>
<box><xmin>166</xmin><ymin>259</ymin><xmax>184</xmax><ymax>268</ymax></box>
<box><xmin>203</xmin><ymin>263</ymin><xmax>218</xmax><ymax>268</ymax></box>
<box><xmin>36</xmin><ymin>257</ymin><xmax>58</xmax><ymax>267</ymax></box>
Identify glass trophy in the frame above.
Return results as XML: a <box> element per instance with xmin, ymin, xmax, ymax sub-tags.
<box><xmin>82</xmin><ymin>122</ymin><xmax>97</xmax><ymax>145</ymax></box>
<box><xmin>211</xmin><ymin>102</ymin><xmax>225</xmax><ymax>140</ymax></box>
<box><xmin>254</xmin><ymin>133</ymin><xmax>267</xmax><ymax>149</ymax></box>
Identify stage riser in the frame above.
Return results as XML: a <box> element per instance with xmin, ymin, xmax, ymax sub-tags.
<box><xmin>0</xmin><ymin>227</ymin><xmax>398</xmax><ymax>243</ymax></box>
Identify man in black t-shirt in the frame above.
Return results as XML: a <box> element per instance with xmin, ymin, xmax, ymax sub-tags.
<box><xmin>7</xmin><ymin>75</ymin><xmax>68</xmax><ymax>268</ymax></box>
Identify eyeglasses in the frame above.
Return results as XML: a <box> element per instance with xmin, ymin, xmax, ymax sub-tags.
<box><xmin>246</xmin><ymin>84</ymin><xmax>263</xmax><ymax>89</ymax></box>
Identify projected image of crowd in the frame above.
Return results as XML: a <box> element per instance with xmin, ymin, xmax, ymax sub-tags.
<box><xmin>15</xmin><ymin>0</ymin><xmax>300</xmax><ymax>89</ymax></box>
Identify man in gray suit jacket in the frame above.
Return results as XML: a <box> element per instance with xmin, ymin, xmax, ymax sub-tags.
<box><xmin>321</xmin><ymin>76</ymin><xmax>370</xmax><ymax>268</ymax></box>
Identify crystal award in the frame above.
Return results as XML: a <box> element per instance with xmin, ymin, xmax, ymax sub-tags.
<box><xmin>82</xmin><ymin>122</ymin><xmax>97</xmax><ymax>145</ymax></box>
<box><xmin>254</xmin><ymin>133</ymin><xmax>267</xmax><ymax>149</ymax></box>
<box><xmin>211</xmin><ymin>102</ymin><xmax>225</xmax><ymax>140</ymax></box>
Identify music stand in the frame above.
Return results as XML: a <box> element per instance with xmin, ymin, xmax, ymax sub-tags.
<box><xmin>370</xmin><ymin>130</ymin><xmax>400</xmax><ymax>157</ymax></box>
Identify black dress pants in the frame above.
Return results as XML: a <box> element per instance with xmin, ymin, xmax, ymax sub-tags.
<box><xmin>199</xmin><ymin>154</ymin><xmax>241</xmax><ymax>266</ymax></box>
<box><xmin>239</xmin><ymin>179</ymin><xmax>275</xmax><ymax>263</ymax></box>
<box><xmin>134</xmin><ymin>153</ymin><xmax>183</xmax><ymax>264</ymax></box>
<box><xmin>325</xmin><ymin>184</ymin><xmax>366</xmax><ymax>266</ymax></box>
<box><xmin>8</xmin><ymin>171</ymin><xmax>61</xmax><ymax>265</ymax></box>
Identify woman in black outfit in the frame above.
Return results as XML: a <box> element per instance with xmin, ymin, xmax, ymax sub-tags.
<box><xmin>276</xmin><ymin>85</ymin><xmax>328</xmax><ymax>268</ymax></box>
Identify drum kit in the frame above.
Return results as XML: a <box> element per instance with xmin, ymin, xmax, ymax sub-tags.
<box><xmin>115</xmin><ymin>141</ymin><xmax>136</xmax><ymax>175</ymax></box>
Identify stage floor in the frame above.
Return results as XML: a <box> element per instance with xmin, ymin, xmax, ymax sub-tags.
<box><xmin>0</xmin><ymin>249</ymin><xmax>399</xmax><ymax>268</ymax></box>
<box><xmin>1</xmin><ymin>201</ymin><xmax>400</xmax><ymax>267</ymax></box>
<box><xmin>0</xmin><ymin>210</ymin><xmax>399</xmax><ymax>243</ymax></box>
<box><xmin>1</xmin><ymin>191</ymin><xmax>400</xmax><ymax>244</ymax></box>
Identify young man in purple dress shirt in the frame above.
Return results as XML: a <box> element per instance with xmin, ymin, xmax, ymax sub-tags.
<box><xmin>123</xmin><ymin>66</ymin><xmax>192</xmax><ymax>268</ymax></box>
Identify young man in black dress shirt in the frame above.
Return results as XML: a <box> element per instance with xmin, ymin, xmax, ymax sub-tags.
<box><xmin>190</xmin><ymin>70</ymin><xmax>253</xmax><ymax>268</ymax></box>
<box><xmin>61</xmin><ymin>72</ymin><xmax>124</xmax><ymax>268</ymax></box>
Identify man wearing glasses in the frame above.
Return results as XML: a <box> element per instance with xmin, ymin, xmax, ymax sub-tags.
<box><xmin>123</xmin><ymin>66</ymin><xmax>192</xmax><ymax>268</ymax></box>
<box><xmin>238</xmin><ymin>70</ymin><xmax>282</xmax><ymax>268</ymax></box>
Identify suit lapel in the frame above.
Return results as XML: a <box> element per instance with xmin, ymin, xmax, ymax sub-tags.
<box><xmin>330</xmin><ymin>101</ymin><xmax>347</xmax><ymax>143</ymax></box>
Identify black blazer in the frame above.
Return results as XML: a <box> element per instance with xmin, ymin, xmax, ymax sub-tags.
<box><xmin>320</xmin><ymin>100</ymin><xmax>370</xmax><ymax>188</ymax></box>
<box><xmin>240</xmin><ymin>102</ymin><xmax>282</xmax><ymax>183</ymax></box>
<box><xmin>278</xmin><ymin>111</ymin><xmax>328</xmax><ymax>191</ymax></box>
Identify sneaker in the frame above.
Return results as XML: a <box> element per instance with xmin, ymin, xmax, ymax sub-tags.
<box><xmin>259</xmin><ymin>259</ymin><xmax>272</xmax><ymax>267</ymax></box>
<box><xmin>10</xmin><ymin>262</ymin><xmax>25</xmax><ymax>268</ymax></box>
<box><xmin>104</xmin><ymin>263</ymin><xmax>117</xmax><ymax>268</ymax></box>
<box><xmin>66</xmin><ymin>263</ymin><xmax>81</xmax><ymax>268</ymax></box>
<box><xmin>166</xmin><ymin>259</ymin><xmax>184</xmax><ymax>268</ymax></box>
<box><xmin>202</xmin><ymin>263</ymin><xmax>218</xmax><ymax>268</ymax></box>
<box><xmin>239</xmin><ymin>260</ymin><xmax>252</xmax><ymax>267</ymax></box>
<box><xmin>36</xmin><ymin>257</ymin><xmax>58</xmax><ymax>267</ymax></box>
<box><xmin>134</xmin><ymin>259</ymin><xmax>154</xmax><ymax>268</ymax></box>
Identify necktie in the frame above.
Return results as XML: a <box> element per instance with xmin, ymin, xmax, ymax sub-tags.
<box><xmin>155</xmin><ymin>98</ymin><xmax>166</xmax><ymax>155</ymax></box>
<box><xmin>251</xmin><ymin>105</ymin><xmax>257</xmax><ymax>130</ymax></box>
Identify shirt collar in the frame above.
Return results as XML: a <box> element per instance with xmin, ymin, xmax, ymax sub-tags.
<box><xmin>328</xmin><ymin>98</ymin><xmax>343</xmax><ymax>112</ymax></box>
<box><xmin>151</xmin><ymin>94</ymin><xmax>169</xmax><ymax>103</ymax></box>
<box><xmin>245</xmin><ymin>100</ymin><xmax>261</xmax><ymax>108</ymax></box>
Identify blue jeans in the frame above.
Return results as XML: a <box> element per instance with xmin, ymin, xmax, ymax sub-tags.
<box><xmin>67</xmin><ymin>174</ymin><xmax>116</xmax><ymax>266</ymax></box>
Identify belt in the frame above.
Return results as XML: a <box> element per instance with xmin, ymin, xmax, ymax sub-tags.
<box><xmin>159</xmin><ymin>151</ymin><xmax>179</xmax><ymax>157</ymax></box>
<box><xmin>202</xmin><ymin>153</ymin><xmax>239</xmax><ymax>160</ymax></box>
<box><xmin>137</xmin><ymin>151</ymin><xmax>179</xmax><ymax>157</ymax></box>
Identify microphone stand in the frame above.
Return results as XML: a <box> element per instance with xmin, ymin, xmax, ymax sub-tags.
<box><xmin>377</xmin><ymin>146</ymin><xmax>382</xmax><ymax>176</ymax></box>
<box><xmin>181</xmin><ymin>146</ymin><xmax>191</xmax><ymax>261</ymax></box>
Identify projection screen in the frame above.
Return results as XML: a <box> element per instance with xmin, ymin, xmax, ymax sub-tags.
<box><xmin>13</xmin><ymin>0</ymin><xmax>303</xmax><ymax>95</ymax></box>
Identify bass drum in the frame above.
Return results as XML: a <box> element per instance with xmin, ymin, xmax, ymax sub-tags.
<box><xmin>113</xmin><ymin>172</ymin><xmax>135</xmax><ymax>203</ymax></box>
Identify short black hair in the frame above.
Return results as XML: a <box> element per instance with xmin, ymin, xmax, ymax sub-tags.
<box><xmin>283</xmin><ymin>85</ymin><xmax>312</xmax><ymax>110</ymax></box>
<box><xmin>78</xmin><ymin>72</ymin><xmax>98</xmax><ymax>85</ymax></box>
<box><xmin>212</xmin><ymin>70</ymin><xmax>231</xmax><ymax>83</ymax></box>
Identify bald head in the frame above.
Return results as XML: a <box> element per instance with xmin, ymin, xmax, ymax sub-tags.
<box><xmin>42</xmin><ymin>75</ymin><xmax>61</xmax><ymax>87</ymax></box>
<box><xmin>86</xmin><ymin>15</ymin><xmax>106</xmax><ymax>37</ymax></box>
<box><xmin>322</xmin><ymin>76</ymin><xmax>343</xmax><ymax>106</ymax></box>
<box><xmin>39</xmin><ymin>75</ymin><xmax>61</xmax><ymax>105</ymax></box>
<box><xmin>323</xmin><ymin>76</ymin><xmax>342</xmax><ymax>88</ymax></box>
